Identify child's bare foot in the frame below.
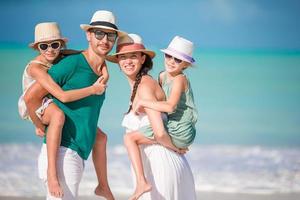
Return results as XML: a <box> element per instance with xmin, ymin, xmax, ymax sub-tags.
<box><xmin>129</xmin><ymin>182</ymin><xmax>152</xmax><ymax>200</ymax></box>
<box><xmin>94</xmin><ymin>185</ymin><xmax>115</xmax><ymax>200</ymax></box>
<box><xmin>48</xmin><ymin>174</ymin><xmax>63</xmax><ymax>198</ymax></box>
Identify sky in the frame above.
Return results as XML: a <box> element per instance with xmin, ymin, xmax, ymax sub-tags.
<box><xmin>0</xmin><ymin>0</ymin><xmax>300</xmax><ymax>50</ymax></box>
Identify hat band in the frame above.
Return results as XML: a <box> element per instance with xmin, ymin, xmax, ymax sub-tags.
<box><xmin>36</xmin><ymin>35</ymin><xmax>62</xmax><ymax>42</ymax></box>
<box><xmin>117</xmin><ymin>43</ymin><xmax>145</xmax><ymax>53</ymax></box>
<box><xmin>90</xmin><ymin>21</ymin><xmax>118</xmax><ymax>30</ymax></box>
<box><xmin>167</xmin><ymin>47</ymin><xmax>195</xmax><ymax>63</ymax></box>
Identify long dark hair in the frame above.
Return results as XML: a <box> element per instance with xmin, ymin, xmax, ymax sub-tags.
<box><xmin>126</xmin><ymin>53</ymin><xmax>153</xmax><ymax>113</ymax></box>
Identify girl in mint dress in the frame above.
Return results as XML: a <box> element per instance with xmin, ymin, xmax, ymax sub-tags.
<box><xmin>135</xmin><ymin>35</ymin><xmax>198</xmax><ymax>149</ymax></box>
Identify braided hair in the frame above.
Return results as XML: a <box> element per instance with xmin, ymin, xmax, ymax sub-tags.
<box><xmin>126</xmin><ymin>53</ymin><xmax>153</xmax><ymax>113</ymax></box>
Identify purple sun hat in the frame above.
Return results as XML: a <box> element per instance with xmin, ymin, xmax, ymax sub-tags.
<box><xmin>161</xmin><ymin>36</ymin><xmax>195</xmax><ymax>64</ymax></box>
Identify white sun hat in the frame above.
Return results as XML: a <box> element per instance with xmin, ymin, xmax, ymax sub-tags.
<box><xmin>161</xmin><ymin>36</ymin><xmax>195</xmax><ymax>64</ymax></box>
<box><xmin>106</xmin><ymin>33</ymin><xmax>155</xmax><ymax>63</ymax></box>
<box><xmin>29</xmin><ymin>22</ymin><xmax>68</xmax><ymax>48</ymax></box>
<box><xmin>80</xmin><ymin>10</ymin><xmax>126</xmax><ymax>36</ymax></box>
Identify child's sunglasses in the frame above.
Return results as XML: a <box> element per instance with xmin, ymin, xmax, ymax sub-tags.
<box><xmin>38</xmin><ymin>41</ymin><xmax>61</xmax><ymax>51</ymax></box>
<box><xmin>165</xmin><ymin>54</ymin><xmax>183</xmax><ymax>64</ymax></box>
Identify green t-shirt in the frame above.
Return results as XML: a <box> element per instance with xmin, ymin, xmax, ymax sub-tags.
<box><xmin>47</xmin><ymin>53</ymin><xmax>105</xmax><ymax>160</ymax></box>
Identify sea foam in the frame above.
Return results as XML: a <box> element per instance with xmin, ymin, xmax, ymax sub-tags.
<box><xmin>0</xmin><ymin>143</ymin><xmax>299</xmax><ymax>196</ymax></box>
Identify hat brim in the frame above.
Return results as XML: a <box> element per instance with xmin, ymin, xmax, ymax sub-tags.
<box><xmin>161</xmin><ymin>49</ymin><xmax>195</xmax><ymax>64</ymax></box>
<box><xmin>29</xmin><ymin>37</ymin><xmax>68</xmax><ymax>48</ymax></box>
<box><xmin>106</xmin><ymin>49</ymin><xmax>156</xmax><ymax>63</ymax></box>
<box><xmin>80</xmin><ymin>24</ymin><xmax>127</xmax><ymax>37</ymax></box>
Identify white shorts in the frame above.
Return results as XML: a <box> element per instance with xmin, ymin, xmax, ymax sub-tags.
<box><xmin>38</xmin><ymin>144</ymin><xmax>84</xmax><ymax>200</ymax></box>
<box><xmin>18</xmin><ymin>95</ymin><xmax>53</xmax><ymax>120</ymax></box>
<box><xmin>35</xmin><ymin>97</ymin><xmax>54</xmax><ymax>119</ymax></box>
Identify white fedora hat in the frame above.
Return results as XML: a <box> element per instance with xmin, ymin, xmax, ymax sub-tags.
<box><xmin>29</xmin><ymin>22</ymin><xmax>68</xmax><ymax>48</ymax></box>
<box><xmin>106</xmin><ymin>33</ymin><xmax>155</xmax><ymax>63</ymax></box>
<box><xmin>80</xmin><ymin>10</ymin><xmax>126</xmax><ymax>36</ymax></box>
<box><xmin>161</xmin><ymin>36</ymin><xmax>195</xmax><ymax>64</ymax></box>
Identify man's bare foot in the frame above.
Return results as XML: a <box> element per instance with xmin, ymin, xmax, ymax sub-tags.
<box><xmin>129</xmin><ymin>182</ymin><xmax>152</xmax><ymax>200</ymax></box>
<box><xmin>94</xmin><ymin>185</ymin><xmax>115</xmax><ymax>200</ymax></box>
<box><xmin>48</xmin><ymin>174</ymin><xmax>63</xmax><ymax>198</ymax></box>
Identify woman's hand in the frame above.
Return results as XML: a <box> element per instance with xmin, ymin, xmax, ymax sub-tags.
<box><xmin>167</xmin><ymin>145</ymin><xmax>188</xmax><ymax>155</ymax></box>
<box><xmin>92</xmin><ymin>76</ymin><xmax>107</xmax><ymax>95</ymax></box>
<box><xmin>176</xmin><ymin>147</ymin><xmax>189</xmax><ymax>155</ymax></box>
<box><xmin>133</xmin><ymin>99</ymin><xmax>144</xmax><ymax>114</ymax></box>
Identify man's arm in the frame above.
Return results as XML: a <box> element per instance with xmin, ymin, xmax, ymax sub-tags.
<box><xmin>24</xmin><ymin>55</ymin><xmax>77</xmax><ymax>136</ymax></box>
<box><xmin>99</xmin><ymin>61</ymin><xmax>109</xmax><ymax>85</ymax></box>
<box><xmin>24</xmin><ymin>82</ymin><xmax>48</xmax><ymax>136</ymax></box>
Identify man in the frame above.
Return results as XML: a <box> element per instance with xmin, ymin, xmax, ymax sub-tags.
<box><xmin>25</xmin><ymin>10</ymin><xmax>125</xmax><ymax>200</ymax></box>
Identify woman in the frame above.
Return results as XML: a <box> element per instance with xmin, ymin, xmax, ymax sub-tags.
<box><xmin>106</xmin><ymin>33</ymin><xmax>196</xmax><ymax>200</ymax></box>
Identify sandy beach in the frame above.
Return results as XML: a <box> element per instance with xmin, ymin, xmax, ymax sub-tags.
<box><xmin>1</xmin><ymin>192</ymin><xmax>300</xmax><ymax>200</ymax></box>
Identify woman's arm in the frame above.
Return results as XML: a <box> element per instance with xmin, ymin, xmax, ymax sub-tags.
<box><xmin>24</xmin><ymin>82</ymin><xmax>48</xmax><ymax>136</ymax></box>
<box><xmin>135</xmin><ymin>75</ymin><xmax>186</xmax><ymax>113</ymax></box>
<box><xmin>28</xmin><ymin>64</ymin><xmax>106</xmax><ymax>103</ymax></box>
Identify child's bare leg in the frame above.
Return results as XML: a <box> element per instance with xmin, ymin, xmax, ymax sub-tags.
<box><xmin>124</xmin><ymin>131</ymin><xmax>155</xmax><ymax>200</ymax></box>
<box><xmin>42</xmin><ymin>103</ymin><xmax>64</xmax><ymax>198</ymax></box>
<box><xmin>93</xmin><ymin>128</ymin><xmax>114</xmax><ymax>200</ymax></box>
<box><xmin>155</xmin><ymin>131</ymin><xmax>183</xmax><ymax>153</ymax></box>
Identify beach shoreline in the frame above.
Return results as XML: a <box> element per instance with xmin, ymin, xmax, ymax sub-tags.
<box><xmin>1</xmin><ymin>192</ymin><xmax>299</xmax><ymax>200</ymax></box>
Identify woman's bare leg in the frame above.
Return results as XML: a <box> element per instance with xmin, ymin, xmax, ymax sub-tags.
<box><xmin>93</xmin><ymin>128</ymin><xmax>114</xmax><ymax>200</ymax></box>
<box><xmin>42</xmin><ymin>103</ymin><xmax>65</xmax><ymax>198</ymax></box>
<box><xmin>124</xmin><ymin>131</ymin><xmax>156</xmax><ymax>200</ymax></box>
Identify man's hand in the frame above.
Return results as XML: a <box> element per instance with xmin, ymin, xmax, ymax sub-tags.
<box><xmin>92</xmin><ymin>76</ymin><xmax>107</xmax><ymax>95</ymax></box>
<box><xmin>35</xmin><ymin>126</ymin><xmax>45</xmax><ymax>137</ymax></box>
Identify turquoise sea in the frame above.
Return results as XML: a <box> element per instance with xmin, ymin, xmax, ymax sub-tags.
<box><xmin>0</xmin><ymin>45</ymin><xmax>300</xmax><ymax>196</ymax></box>
<box><xmin>1</xmin><ymin>45</ymin><xmax>300</xmax><ymax>146</ymax></box>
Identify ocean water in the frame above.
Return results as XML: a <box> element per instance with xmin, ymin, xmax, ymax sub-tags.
<box><xmin>0</xmin><ymin>45</ymin><xmax>300</xmax><ymax>196</ymax></box>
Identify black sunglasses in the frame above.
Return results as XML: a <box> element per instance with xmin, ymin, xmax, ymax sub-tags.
<box><xmin>165</xmin><ymin>54</ymin><xmax>183</xmax><ymax>64</ymax></box>
<box><xmin>91</xmin><ymin>29</ymin><xmax>117</xmax><ymax>42</ymax></box>
<box><xmin>38</xmin><ymin>41</ymin><xmax>61</xmax><ymax>51</ymax></box>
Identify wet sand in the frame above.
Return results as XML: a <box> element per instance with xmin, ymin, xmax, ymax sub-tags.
<box><xmin>1</xmin><ymin>192</ymin><xmax>300</xmax><ymax>200</ymax></box>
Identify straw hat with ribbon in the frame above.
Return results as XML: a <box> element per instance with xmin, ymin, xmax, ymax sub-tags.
<box><xmin>29</xmin><ymin>22</ymin><xmax>68</xmax><ymax>48</ymax></box>
<box><xmin>80</xmin><ymin>10</ymin><xmax>126</xmax><ymax>37</ymax></box>
<box><xmin>106</xmin><ymin>33</ymin><xmax>155</xmax><ymax>63</ymax></box>
<box><xmin>161</xmin><ymin>36</ymin><xmax>195</xmax><ymax>64</ymax></box>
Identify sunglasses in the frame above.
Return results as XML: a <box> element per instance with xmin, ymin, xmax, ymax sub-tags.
<box><xmin>165</xmin><ymin>54</ymin><xmax>183</xmax><ymax>64</ymax></box>
<box><xmin>38</xmin><ymin>41</ymin><xmax>61</xmax><ymax>51</ymax></box>
<box><xmin>91</xmin><ymin>29</ymin><xmax>117</xmax><ymax>42</ymax></box>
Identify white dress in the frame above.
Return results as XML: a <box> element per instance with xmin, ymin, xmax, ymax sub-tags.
<box><xmin>18</xmin><ymin>60</ymin><xmax>53</xmax><ymax>120</ymax></box>
<box><xmin>122</xmin><ymin>112</ymin><xmax>197</xmax><ymax>200</ymax></box>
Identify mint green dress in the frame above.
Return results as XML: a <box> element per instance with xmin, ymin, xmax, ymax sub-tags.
<box><xmin>161</xmin><ymin>72</ymin><xmax>198</xmax><ymax>148</ymax></box>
